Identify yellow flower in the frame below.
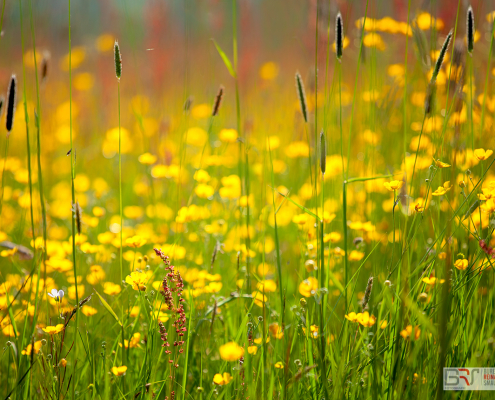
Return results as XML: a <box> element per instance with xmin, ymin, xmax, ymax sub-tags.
<box><xmin>103</xmin><ymin>282</ymin><xmax>121</xmax><ymax>296</ymax></box>
<box><xmin>59</xmin><ymin>358</ymin><xmax>67</xmax><ymax>367</ymax></box>
<box><xmin>86</xmin><ymin>265</ymin><xmax>106</xmax><ymax>285</ymax></box>
<box><xmin>348</xmin><ymin>250</ymin><xmax>365</xmax><ymax>262</ymax></box>
<box><xmin>363</xmin><ymin>33</ymin><xmax>386</xmax><ymax>50</ymax></box>
<box><xmin>193</xmin><ymin>169</ymin><xmax>211</xmax><ymax>183</ymax></box>
<box><xmin>356</xmin><ymin>311</ymin><xmax>376</xmax><ymax>327</ymax></box>
<box><xmin>298</xmin><ymin>277</ymin><xmax>318</xmax><ymax>297</ymax></box>
<box><xmin>248</xmin><ymin>345</ymin><xmax>258</xmax><ymax>355</ymax></box>
<box><xmin>345</xmin><ymin>312</ymin><xmax>358</xmax><ymax>322</ymax></box>
<box><xmin>219</xmin><ymin>128</ymin><xmax>238</xmax><ymax>143</ymax></box>
<box><xmin>195</xmin><ymin>184</ymin><xmax>215</xmax><ymax>199</ymax></box>
<box><xmin>380</xmin><ymin>320</ymin><xmax>388</xmax><ymax>329</ymax></box>
<box><xmin>21</xmin><ymin>341</ymin><xmax>42</xmax><ymax>355</ymax></box>
<box><xmin>219</xmin><ymin>342</ymin><xmax>244</xmax><ymax>361</ymax></box>
<box><xmin>432</xmin><ymin>181</ymin><xmax>452</xmax><ymax>196</ymax></box>
<box><xmin>111</xmin><ymin>366</ymin><xmax>127</xmax><ymax>376</ymax></box>
<box><xmin>42</xmin><ymin>324</ymin><xmax>65</xmax><ymax>335</ymax></box>
<box><xmin>274</xmin><ymin>361</ymin><xmax>284</xmax><ymax>369</ymax></box>
<box><xmin>96</xmin><ymin>34</ymin><xmax>114</xmax><ymax>52</ymax></box>
<box><xmin>125</xmin><ymin>271</ymin><xmax>152</xmax><ymax>291</ymax></box>
<box><xmin>138</xmin><ymin>153</ymin><xmax>157</xmax><ymax>165</ymax></box>
<box><xmin>213</xmin><ymin>372</ymin><xmax>233</xmax><ymax>385</ymax></box>
<box><xmin>126</xmin><ymin>235</ymin><xmax>146</xmax><ymax>248</ymax></box>
<box><xmin>259</xmin><ymin>61</ymin><xmax>279</xmax><ymax>80</ymax></box>
<box><xmin>256</xmin><ymin>280</ymin><xmax>277</xmax><ymax>293</ymax></box>
<box><xmin>119</xmin><ymin>332</ymin><xmax>141</xmax><ymax>349</ymax></box>
<box><xmin>383</xmin><ymin>180</ymin><xmax>403</xmax><ymax>191</ymax></box>
<box><xmin>81</xmin><ymin>306</ymin><xmax>98</xmax><ymax>316</ymax></box>
<box><xmin>251</xmin><ymin>291</ymin><xmax>268</xmax><ymax>307</ymax></box>
<box><xmin>474</xmin><ymin>148</ymin><xmax>493</xmax><ymax>161</ymax></box>
<box><xmin>434</xmin><ymin>159</ymin><xmax>451</xmax><ymax>168</ymax></box>
<box><xmin>269</xmin><ymin>323</ymin><xmax>284</xmax><ymax>339</ymax></box>
<box><xmin>454</xmin><ymin>259</ymin><xmax>469</xmax><ymax>271</ymax></box>
<box><xmin>400</xmin><ymin>325</ymin><xmax>421</xmax><ymax>340</ymax></box>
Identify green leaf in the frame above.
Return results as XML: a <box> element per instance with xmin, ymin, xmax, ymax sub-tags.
<box><xmin>212</xmin><ymin>40</ymin><xmax>236</xmax><ymax>78</ymax></box>
<box><xmin>95</xmin><ymin>291</ymin><xmax>122</xmax><ymax>327</ymax></box>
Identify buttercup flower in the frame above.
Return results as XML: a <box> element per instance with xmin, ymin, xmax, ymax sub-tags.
<box><xmin>474</xmin><ymin>148</ymin><xmax>493</xmax><ymax>161</ymax></box>
<box><xmin>219</xmin><ymin>342</ymin><xmax>244</xmax><ymax>361</ymax></box>
<box><xmin>383</xmin><ymin>180</ymin><xmax>403</xmax><ymax>191</ymax></box>
<box><xmin>42</xmin><ymin>324</ymin><xmax>65</xmax><ymax>335</ymax></box>
<box><xmin>111</xmin><ymin>366</ymin><xmax>127</xmax><ymax>376</ymax></box>
<box><xmin>213</xmin><ymin>372</ymin><xmax>233</xmax><ymax>385</ymax></box>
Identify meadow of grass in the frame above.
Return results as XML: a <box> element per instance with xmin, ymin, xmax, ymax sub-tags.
<box><xmin>2</xmin><ymin>0</ymin><xmax>495</xmax><ymax>399</ymax></box>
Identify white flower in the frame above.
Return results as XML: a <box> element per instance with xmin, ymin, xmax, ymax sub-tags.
<box><xmin>48</xmin><ymin>289</ymin><xmax>64</xmax><ymax>302</ymax></box>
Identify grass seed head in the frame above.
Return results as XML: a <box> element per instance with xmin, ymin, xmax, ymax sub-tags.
<box><xmin>6</xmin><ymin>74</ymin><xmax>17</xmax><ymax>135</ymax></box>
<box><xmin>431</xmin><ymin>30</ymin><xmax>453</xmax><ymax>85</ymax></box>
<box><xmin>114</xmin><ymin>41</ymin><xmax>122</xmax><ymax>80</ymax></box>
<box><xmin>336</xmin><ymin>12</ymin><xmax>344</xmax><ymax>60</ymax></box>
<box><xmin>362</xmin><ymin>276</ymin><xmax>373</xmax><ymax>310</ymax></box>
<box><xmin>295</xmin><ymin>72</ymin><xmax>308</xmax><ymax>123</ymax></box>
<box><xmin>467</xmin><ymin>6</ymin><xmax>474</xmax><ymax>54</ymax></box>
<box><xmin>41</xmin><ymin>51</ymin><xmax>50</xmax><ymax>82</ymax></box>
<box><xmin>212</xmin><ymin>85</ymin><xmax>224</xmax><ymax>116</ymax></box>
<box><xmin>320</xmin><ymin>130</ymin><xmax>326</xmax><ymax>175</ymax></box>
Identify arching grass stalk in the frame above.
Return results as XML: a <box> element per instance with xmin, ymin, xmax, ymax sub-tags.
<box><xmin>113</xmin><ymin>39</ymin><xmax>126</xmax><ymax>395</ymax></box>
<box><xmin>28</xmin><ymin>0</ymin><xmax>48</xmax><ymax>283</ymax></box>
<box><xmin>19</xmin><ymin>0</ymin><xmax>36</xmax><ymax>264</ymax></box>
<box><xmin>67</xmin><ymin>2</ymin><xmax>79</xmax><ymax>399</ymax></box>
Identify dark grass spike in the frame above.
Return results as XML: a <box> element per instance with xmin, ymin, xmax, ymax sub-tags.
<box><xmin>467</xmin><ymin>6</ymin><xmax>474</xmax><ymax>55</ymax></box>
<box><xmin>212</xmin><ymin>85</ymin><xmax>224</xmax><ymax>116</ymax></box>
<box><xmin>6</xmin><ymin>74</ymin><xmax>17</xmax><ymax>134</ymax></box>
<box><xmin>41</xmin><ymin>52</ymin><xmax>49</xmax><ymax>82</ymax></box>
<box><xmin>295</xmin><ymin>72</ymin><xmax>308</xmax><ymax>123</ymax></box>
<box><xmin>0</xmin><ymin>95</ymin><xmax>4</xmax><ymax>116</ymax></box>
<box><xmin>183</xmin><ymin>95</ymin><xmax>193</xmax><ymax>112</ymax></box>
<box><xmin>320</xmin><ymin>130</ymin><xmax>326</xmax><ymax>175</ymax></box>
<box><xmin>114</xmin><ymin>41</ymin><xmax>122</xmax><ymax>80</ymax></box>
<box><xmin>431</xmin><ymin>30</ymin><xmax>453</xmax><ymax>84</ymax></box>
<box><xmin>336</xmin><ymin>12</ymin><xmax>344</xmax><ymax>61</ymax></box>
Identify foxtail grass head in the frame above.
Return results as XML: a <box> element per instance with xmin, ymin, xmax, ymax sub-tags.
<box><xmin>6</xmin><ymin>74</ymin><xmax>17</xmax><ymax>136</ymax></box>
<box><xmin>295</xmin><ymin>72</ymin><xmax>307</xmax><ymax>123</ymax></box>
<box><xmin>212</xmin><ymin>85</ymin><xmax>224</xmax><ymax>116</ymax></box>
<box><xmin>335</xmin><ymin>12</ymin><xmax>344</xmax><ymax>61</ymax></box>
<box><xmin>41</xmin><ymin>52</ymin><xmax>50</xmax><ymax>82</ymax></box>
<box><xmin>320</xmin><ymin>130</ymin><xmax>326</xmax><ymax>175</ymax></box>
<box><xmin>467</xmin><ymin>6</ymin><xmax>474</xmax><ymax>55</ymax></box>
<box><xmin>114</xmin><ymin>41</ymin><xmax>122</xmax><ymax>81</ymax></box>
<box><xmin>430</xmin><ymin>30</ymin><xmax>452</xmax><ymax>85</ymax></box>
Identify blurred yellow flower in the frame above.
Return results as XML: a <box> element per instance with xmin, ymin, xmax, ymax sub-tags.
<box><xmin>383</xmin><ymin>180</ymin><xmax>403</xmax><ymax>191</ymax></box>
<box><xmin>43</xmin><ymin>324</ymin><xmax>65</xmax><ymax>335</ymax></box>
<box><xmin>111</xmin><ymin>366</ymin><xmax>127</xmax><ymax>376</ymax></box>
<box><xmin>400</xmin><ymin>325</ymin><xmax>421</xmax><ymax>340</ymax></box>
<box><xmin>219</xmin><ymin>342</ymin><xmax>244</xmax><ymax>361</ymax></box>
<box><xmin>219</xmin><ymin>128</ymin><xmax>238</xmax><ymax>143</ymax></box>
<box><xmin>138</xmin><ymin>153</ymin><xmax>157</xmax><ymax>165</ymax></box>
<box><xmin>299</xmin><ymin>277</ymin><xmax>318</xmax><ymax>297</ymax></box>
<box><xmin>213</xmin><ymin>372</ymin><xmax>233</xmax><ymax>385</ymax></box>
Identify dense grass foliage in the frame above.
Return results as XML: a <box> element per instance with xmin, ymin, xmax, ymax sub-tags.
<box><xmin>2</xmin><ymin>1</ymin><xmax>495</xmax><ymax>399</ymax></box>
